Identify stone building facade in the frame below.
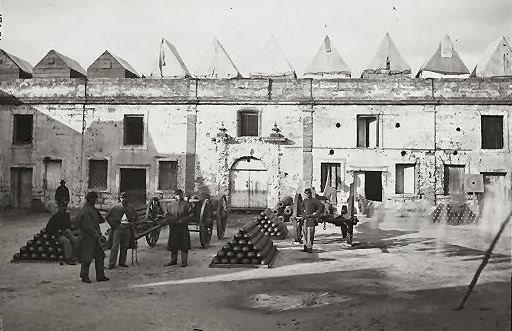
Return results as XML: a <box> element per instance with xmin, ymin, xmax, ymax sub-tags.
<box><xmin>0</xmin><ymin>77</ymin><xmax>511</xmax><ymax>211</ymax></box>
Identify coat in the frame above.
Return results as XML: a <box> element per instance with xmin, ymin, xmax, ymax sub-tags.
<box><xmin>55</xmin><ymin>186</ymin><xmax>70</xmax><ymax>206</ymax></box>
<box><xmin>77</xmin><ymin>204</ymin><xmax>105</xmax><ymax>261</ymax></box>
<box><xmin>166</xmin><ymin>199</ymin><xmax>192</xmax><ymax>251</ymax></box>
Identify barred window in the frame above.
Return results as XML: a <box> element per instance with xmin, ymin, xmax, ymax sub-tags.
<box><xmin>88</xmin><ymin>159</ymin><xmax>108</xmax><ymax>190</ymax></box>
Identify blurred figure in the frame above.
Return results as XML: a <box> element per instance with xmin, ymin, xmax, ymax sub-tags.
<box><xmin>77</xmin><ymin>192</ymin><xmax>109</xmax><ymax>283</ymax></box>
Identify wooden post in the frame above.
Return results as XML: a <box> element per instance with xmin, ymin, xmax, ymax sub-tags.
<box><xmin>455</xmin><ymin>209</ymin><xmax>512</xmax><ymax>310</ymax></box>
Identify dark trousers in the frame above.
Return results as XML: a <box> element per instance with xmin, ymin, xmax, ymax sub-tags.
<box><xmin>340</xmin><ymin>221</ymin><xmax>354</xmax><ymax>244</ymax></box>
<box><xmin>80</xmin><ymin>242</ymin><xmax>105</xmax><ymax>280</ymax></box>
<box><xmin>170</xmin><ymin>250</ymin><xmax>189</xmax><ymax>266</ymax></box>
<box><xmin>109</xmin><ymin>228</ymin><xmax>130</xmax><ymax>267</ymax></box>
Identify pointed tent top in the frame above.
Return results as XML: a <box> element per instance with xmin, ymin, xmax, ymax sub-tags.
<box><xmin>471</xmin><ymin>36</ymin><xmax>512</xmax><ymax>77</ymax></box>
<box><xmin>158</xmin><ymin>38</ymin><xmax>191</xmax><ymax>78</ymax></box>
<box><xmin>195</xmin><ymin>38</ymin><xmax>241</xmax><ymax>78</ymax></box>
<box><xmin>417</xmin><ymin>35</ymin><xmax>469</xmax><ymax>77</ymax></box>
<box><xmin>304</xmin><ymin>35</ymin><xmax>351</xmax><ymax>78</ymax></box>
<box><xmin>1</xmin><ymin>49</ymin><xmax>33</xmax><ymax>74</ymax></box>
<box><xmin>250</xmin><ymin>36</ymin><xmax>296</xmax><ymax>78</ymax></box>
<box><xmin>363</xmin><ymin>33</ymin><xmax>411</xmax><ymax>75</ymax></box>
<box><xmin>106</xmin><ymin>51</ymin><xmax>140</xmax><ymax>77</ymax></box>
<box><xmin>47</xmin><ymin>50</ymin><xmax>87</xmax><ymax>77</ymax></box>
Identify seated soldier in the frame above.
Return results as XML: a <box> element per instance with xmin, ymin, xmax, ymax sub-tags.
<box><xmin>46</xmin><ymin>205</ymin><xmax>78</xmax><ymax>264</ymax></box>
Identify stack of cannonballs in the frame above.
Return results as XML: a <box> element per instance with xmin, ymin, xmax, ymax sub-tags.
<box><xmin>12</xmin><ymin>228</ymin><xmax>65</xmax><ymax>262</ymax></box>
<box><xmin>272</xmin><ymin>196</ymin><xmax>294</xmax><ymax>223</ymax></box>
<box><xmin>256</xmin><ymin>211</ymin><xmax>289</xmax><ymax>239</ymax></box>
<box><xmin>431</xmin><ymin>203</ymin><xmax>478</xmax><ymax>225</ymax></box>
<box><xmin>210</xmin><ymin>219</ymin><xmax>278</xmax><ymax>268</ymax></box>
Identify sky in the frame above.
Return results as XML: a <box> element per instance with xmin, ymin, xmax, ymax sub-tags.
<box><xmin>1</xmin><ymin>0</ymin><xmax>511</xmax><ymax>77</ymax></box>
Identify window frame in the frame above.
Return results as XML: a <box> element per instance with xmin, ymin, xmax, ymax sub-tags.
<box><xmin>87</xmin><ymin>158</ymin><xmax>110</xmax><ymax>192</ymax></box>
<box><xmin>395</xmin><ymin>163</ymin><xmax>416</xmax><ymax>194</ymax></box>
<box><xmin>320</xmin><ymin>162</ymin><xmax>342</xmax><ymax>192</ymax></box>
<box><xmin>443</xmin><ymin>164</ymin><xmax>466</xmax><ymax>195</ymax></box>
<box><xmin>12</xmin><ymin>114</ymin><xmax>33</xmax><ymax>145</ymax></box>
<box><xmin>481</xmin><ymin>115</ymin><xmax>504</xmax><ymax>150</ymax></box>
<box><xmin>356</xmin><ymin>115</ymin><xmax>379</xmax><ymax>148</ymax></box>
<box><xmin>237</xmin><ymin>109</ymin><xmax>260</xmax><ymax>137</ymax></box>
<box><xmin>123</xmin><ymin>114</ymin><xmax>145</xmax><ymax>147</ymax></box>
<box><xmin>157</xmin><ymin>160</ymin><xmax>179</xmax><ymax>192</ymax></box>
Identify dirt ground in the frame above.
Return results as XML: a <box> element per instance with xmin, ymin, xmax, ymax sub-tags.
<box><xmin>0</xmin><ymin>208</ymin><xmax>510</xmax><ymax>331</ymax></box>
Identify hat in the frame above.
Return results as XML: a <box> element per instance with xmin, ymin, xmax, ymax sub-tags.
<box><xmin>60</xmin><ymin>179</ymin><xmax>66</xmax><ymax>184</ymax></box>
<box><xmin>189</xmin><ymin>195</ymin><xmax>201</xmax><ymax>202</ymax></box>
<box><xmin>85</xmin><ymin>191</ymin><xmax>98</xmax><ymax>202</ymax></box>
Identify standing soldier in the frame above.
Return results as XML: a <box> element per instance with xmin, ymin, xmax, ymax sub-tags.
<box><xmin>55</xmin><ymin>179</ymin><xmax>70</xmax><ymax>207</ymax></box>
<box><xmin>106</xmin><ymin>192</ymin><xmax>138</xmax><ymax>269</ymax></box>
<box><xmin>77</xmin><ymin>192</ymin><xmax>109</xmax><ymax>283</ymax></box>
<box><xmin>163</xmin><ymin>189</ymin><xmax>192</xmax><ymax>267</ymax></box>
<box><xmin>301</xmin><ymin>188</ymin><xmax>325</xmax><ymax>253</ymax></box>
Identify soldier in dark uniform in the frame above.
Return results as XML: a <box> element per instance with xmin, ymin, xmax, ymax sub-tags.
<box><xmin>106</xmin><ymin>192</ymin><xmax>138</xmax><ymax>269</ymax></box>
<box><xmin>301</xmin><ymin>188</ymin><xmax>325</xmax><ymax>253</ymax></box>
<box><xmin>46</xmin><ymin>205</ymin><xmax>78</xmax><ymax>264</ymax></box>
<box><xmin>55</xmin><ymin>179</ymin><xmax>70</xmax><ymax>207</ymax></box>
<box><xmin>163</xmin><ymin>189</ymin><xmax>193</xmax><ymax>267</ymax></box>
<box><xmin>77</xmin><ymin>192</ymin><xmax>109</xmax><ymax>283</ymax></box>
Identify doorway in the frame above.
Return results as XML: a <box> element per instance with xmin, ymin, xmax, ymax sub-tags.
<box><xmin>230</xmin><ymin>157</ymin><xmax>268</xmax><ymax>210</ymax></box>
<box><xmin>11</xmin><ymin>167</ymin><xmax>33</xmax><ymax>208</ymax></box>
<box><xmin>119</xmin><ymin>168</ymin><xmax>146</xmax><ymax>205</ymax></box>
<box><xmin>43</xmin><ymin>159</ymin><xmax>62</xmax><ymax>208</ymax></box>
<box><xmin>354</xmin><ymin>171</ymin><xmax>383</xmax><ymax>202</ymax></box>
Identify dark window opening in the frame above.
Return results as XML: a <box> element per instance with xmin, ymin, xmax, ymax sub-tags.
<box><xmin>124</xmin><ymin>115</ymin><xmax>144</xmax><ymax>145</ymax></box>
<box><xmin>238</xmin><ymin>111</ymin><xmax>259</xmax><ymax>137</ymax></box>
<box><xmin>444</xmin><ymin>165</ymin><xmax>465</xmax><ymax>195</ymax></box>
<box><xmin>158</xmin><ymin>161</ymin><xmax>178</xmax><ymax>191</ymax></box>
<box><xmin>120</xmin><ymin>168</ymin><xmax>146</xmax><ymax>205</ymax></box>
<box><xmin>357</xmin><ymin>115</ymin><xmax>379</xmax><ymax>147</ymax></box>
<box><xmin>396</xmin><ymin>164</ymin><xmax>415</xmax><ymax>194</ymax></box>
<box><xmin>320</xmin><ymin>163</ymin><xmax>341</xmax><ymax>191</ymax></box>
<box><xmin>481</xmin><ymin>115</ymin><xmax>503</xmax><ymax>149</ymax></box>
<box><xmin>13</xmin><ymin>114</ymin><xmax>33</xmax><ymax>144</ymax></box>
<box><xmin>88</xmin><ymin>160</ymin><xmax>108</xmax><ymax>190</ymax></box>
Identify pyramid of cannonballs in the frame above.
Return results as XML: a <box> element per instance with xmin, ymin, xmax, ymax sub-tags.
<box><xmin>210</xmin><ymin>219</ymin><xmax>278</xmax><ymax>267</ymax></box>
<box><xmin>431</xmin><ymin>203</ymin><xmax>478</xmax><ymax>225</ymax></box>
<box><xmin>12</xmin><ymin>228</ymin><xmax>66</xmax><ymax>262</ymax></box>
<box><xmin>257</xmin><ymin>211</ymin><xmax>289</xmax><ymax>240</ymax></box>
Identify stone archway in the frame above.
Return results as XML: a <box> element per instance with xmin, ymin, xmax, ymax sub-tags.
<box><xmin>229</xmin><ymin>156</ymin><xmax>268</xmax><ymax>210</ymax></box>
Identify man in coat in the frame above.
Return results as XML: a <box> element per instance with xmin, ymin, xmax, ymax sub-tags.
<box><xmin>46</xmin><ymin>205</ymin><xmax>78</xmax><ymax>264</ymax></box>
<box><xmin>163</xmin><ymin>189</ymin><xmax>193</xmax><ymax>267</ymax></box>
<box><xmin>301</xmin><ymin>188</ymin><xmax>325</xmax><ymax>253</ymax></box>
<box><xmin>55</xmin><ymin>179</ymin><xmax>70</xmax><ymax>207</ymax></box>
<box><xmin>106</xmin><ymin>192</ymin><xmax>138</xmax><ymax>269</ymax></box>
<box><xmin>77</xmin><ymin>191</ymin><xmax>109</xmax><ymax>283</ymax></box>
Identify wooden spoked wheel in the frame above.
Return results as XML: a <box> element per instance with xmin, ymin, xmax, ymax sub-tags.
<box><xmin>199</xmin><ymin>199</ymin><xmax>214</xmax><ymax>248</ymax></box>
<box><xmin>216</xmin><ymin>195</ymin><xmax>228</xmax><ymax>240</ymax></box>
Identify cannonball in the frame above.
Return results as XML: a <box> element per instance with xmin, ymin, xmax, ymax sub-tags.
<box><xmin>217</xmin><ymin>250</ymin><xmax>226</xmax><ymax>258</ymax></box>
<box><xmin>47</xmin><ymin>247</ymin><xmax>55</xmax><ymax>253</ymax></box>
<box><xmin>211</xmin><ymin>257</ymin><xmax>220</xmax><ymax>264</ymax></box>
<box><xmin>220</xmin><ymin>257</ymin><xmax>229</xmax><ymax>264</ymax></box>
<box><xmin>56</xmin><ymin>248</ymin><xmax>63</xmax><ymax>253</ymax></box>
<box><xmin>229</xmin><ymin>258</ymin><xmax>239</xmax><ymax>264</ymax></box>
<box><xmin>22</xmin><ymin>253</ymin><xmax>30</xmax><ymax>260</ymax></box>
<box><xmin>42</xmin><ymin>233</ymin><xmax>49</xmax><ymax>240</ymax></box>
<box><xmin>247</xmin><ymin>252</ymin><xmax>256</xmax><ymax>258</ymax></box>
<box><xmin>233</xmin><ymin>245</ymin><xmax>242</xmax><ymax>252</ymax></box>
<box><xmin>30</xmin><ymin>253</ymin><xmax>38</xmax><ymax>259</ymax></box>
<box><xmin>242</xmin><ymin>246</ymin><xmax>251</xmax><ymax>253</ymax></box>
<box><xmin>241</xmin><ymin>258</ymin><xmax>250</xmax><ymax>264</ymax></box>
<box><xmin>28</xmin><ymin>246</ymin><xmax>35</xmax><ymax>253</ymax></box>
<box><xmin>237</xmin><ymin>239</ymin><xmax>246</xmax><ymax>245</ymax></box>
<box><xmin>37</xmin><ymin>246</ymin><xmax>44</xmax><ymax>253</ymax></box>
<box><xmin>34</xmin><ymin>234</ymin><xmax>41</xmax><ymax>241</ymax></box>
<box><xmin>36</xmin><ymin>240</ymin><xmax>43</xmax><ymax>246</ymax></box>
<box><xmin>27</xmin><ymin>240</ymin><xmax>34</xmax><ymax>246</ymax></box>
<box><xmin>44</xmin><ymin>240</ymin><xmax>51</xmax><ymax>246</ymax></box>
<box><xmin>59</xmin><ymin>255</ymin><xmax>65</xmax><ymax>261</ymax></box>
<box><xmin>236</xmin><ymin>252</ymin><xmax>245</xmax><ymax>260</ymax></box>
<box><xmin>20</xmin><ymin>246</ymin><xmax>28</xmax><ymax>253</ymax></box>
<box><xmin>41</xmin><ymin>253</ymin><xmax>48</xmax><ymax>260</ymax></box>
<box><xmin>49</xmin><ymin>254</ymin><xmax>57</xmax><ymax>260</ymax></box>
<box><xmin>250</xmin><ymin>258</ymin><xmax>260</xmax><ymax>264</ymax></box>
<box><xmin>226</xmin><ymin>251</ymin><xmax>235</xmax><ymax>258</ymax></box>
<box><xmin>40</xmin><ymin>228</ymin><xmax>47</xmax><ymax>235</ymax></box>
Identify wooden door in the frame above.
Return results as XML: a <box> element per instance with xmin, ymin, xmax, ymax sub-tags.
<box><xmin>11</xmin><ymin>167</ymin><xmax>33</xmax><ymax>208</ymax></box>
<box><xmin>44</xmin><ymin>160</ymin><xmax>62</xmax><ymax>207</ymax></box>
<box><xmin>230</xmin><ymin>158</ymin><xmax>268</xmax><ymax>209</ymax></box>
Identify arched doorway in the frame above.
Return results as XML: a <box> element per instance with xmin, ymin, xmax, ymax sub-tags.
<box><xmin>229</xmin><ymin>157</ymin><xmax>268</xmax><ymax>210</ymax></box>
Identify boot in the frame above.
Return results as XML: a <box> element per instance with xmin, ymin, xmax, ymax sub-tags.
<box><xmin>163</xmin><ymin>251</ymin><xmax>178</xmax><ymax>266</ymax></box>
<box><xmin>180</xmin><ymin>251</ymin><xmax>188</xmax><ymax>267</ymax></box>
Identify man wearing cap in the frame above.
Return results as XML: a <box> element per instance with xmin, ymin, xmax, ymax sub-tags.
<box><xmin>77</xmin><ymin>191</ymin><xmax>109</xmax><ymax>283</ymax></box>
<box><xmin>106</xmin><ymin>192</ymin><xmax>138</xmax><ymax>269</ymax></box>
<box><xmin>164</xmin><ymin>189</ymin><xmax>193</xmax><ymax>267</ymax></box>
<box><xmin>301</xmin><ymin>188</ymin><xmax>325</xmax><ymax>253</ymax></box>
<box><xmin>55</xmin><ymin>179</ymin><xmax>70</xmax><ymax>207</ymax></box>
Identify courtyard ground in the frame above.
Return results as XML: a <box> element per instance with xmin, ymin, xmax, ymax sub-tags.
<box><xmin>0</xmin><ymin>207</ymin><xmax>510</xmax><ymax>331</ymax></box>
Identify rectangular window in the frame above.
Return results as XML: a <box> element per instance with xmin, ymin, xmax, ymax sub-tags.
<box><xmin>13</xmin><ymin>114</ymin><xmax>33</xmax><ymax>144</ymax></box>
<box><xmin>395</xmin><ymin>164</ymin><xmax>416</xmax><ymax>194</ymax></box>
<box><xmin>123</xmin><ymin>115</ymin><xmax>144</xmax><ymax>145</ymax></box>
<box><xmin>481</xmin><ymin>115</ymin><xmax>503</xmax><ymax>149</ymax></box>
<box><xmin>320</xmin><ymin>163</ymin><xmax>341</xmax><ymax>191</ymax></box>
<box><xmin>238</xmin><ymin>111</ymin><xmax>259</xmax><ymax>136</ymax></box>
<box><xmin>444</xmin><ymin>165</ymin><xmax>465</xmax><ymax>195</ymax></box>
<box><xmin>158</xmin><ymin>161</ymin><xmax>178</xmax><ymax>191</ymax></box>
<box><xmin>356</xmin><ymin>115</ymin><xmax>379</xmax><ymax>147</ymax></box>
<box><xmin>88</xmin><ymin>160</ymin><xmax>108</xmax><ymax>190</ymax></box>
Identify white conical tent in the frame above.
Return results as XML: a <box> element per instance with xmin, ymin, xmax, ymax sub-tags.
<box><xmin>195</xmin><ymin>38</ymin><xmax>241</xmax><ymax>78</ymax></box>
<box><xmin>416</xmin><ymin>35</ymin><xmax>469</xmax><ymax>78</ymax></box>
<box><xmin>362</xmin><ymin>33</ymin><xmax>411</xmax><ymax>78</ymax></box>
<box><xmin>250</xmin><ymin>36</ymin><xmax>296</xmax><ymax>78</ymax></box>
<box><xmin>471</xmin><ymin>37</ymin><xmax>512</xmax><ymax>77</ymax></box>
<box><xmin>155</xmin><ymin>38</ymin><xmax>191</xmax><ymax>78</ymax></box>
<box><xmin>304</xmin><ymin>36</ymin><xmax>351</xmax><ymax>79</ymax></box>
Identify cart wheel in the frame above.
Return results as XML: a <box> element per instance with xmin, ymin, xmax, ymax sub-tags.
<box><xmin>216</xmin><ymin>195</ymin><xmax>228</xmax><ymax>239</ymax></box>
<box><xmin>200</xmin><ymin>199</ymin><xmax>214</xmax><ymax>248</ymax></box>
<box><xmin>145</xmin><ymin>228</ymin><xmax>160</xmax><ymax>247</ymax></box>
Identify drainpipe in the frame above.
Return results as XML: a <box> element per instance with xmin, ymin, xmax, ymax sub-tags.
<box><xmin>433</xmin><ymin>104</ymin><xmax>437</xmax><ymax>206</ymax></box>
<box><xmin>79</xmin><ymin>79</ymin><xmax>87</xmax><ymax>205</ymax></box>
